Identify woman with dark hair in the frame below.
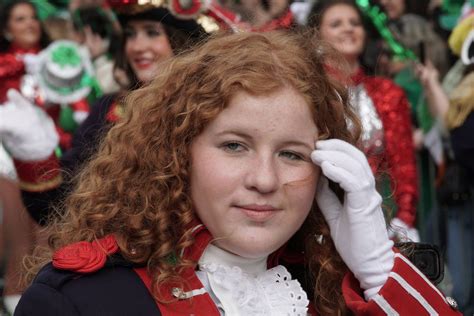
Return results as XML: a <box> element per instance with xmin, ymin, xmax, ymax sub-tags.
<box><xmin>0</xmin><ymin>0</ymin><xmax>49</xmax><ymax>52</ymax></box>
<box><xmin>15</xmin><ymin>30</ymin><xmax>460</xmax><ymax>316</ymax></box>
<box><xmin>308</xmin><ymin>0</ymin><xmax>420</xmax><ymax>241</ymax></box>
<box><xmin>0</xmin><ymin>0</ymin><xmax>49</xmax><ymax>102</ymax></box>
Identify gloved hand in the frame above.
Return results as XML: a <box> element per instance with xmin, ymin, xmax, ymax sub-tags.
<box><xmin>0</xmin><ymin>89</ymin><xmax>58</xmax><ymax>161</ymax></box>
<box><xmin>389</xmin><ymin>217</ymin><xmax>421</xmax><ymax>242</ymax></box>
<box><xmin>311</xmin><ymin>139</ymin><xmax>394</xmax><ymax>300</ymax></box>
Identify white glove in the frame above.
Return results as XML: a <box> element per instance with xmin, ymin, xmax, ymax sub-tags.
<box><xmin>311</xmin><ymin>139</ymin><xmax>394</xmax><ymax>300</ymax></box>
<box><xmin>389</xmin><ymin>217</ymin><xmax>421</xmax><ymax>242</ymax></box>
<box><xmin>0</xmin><ymin>89</ymin><xmax>58</xmax><ymax>161</ymax></box>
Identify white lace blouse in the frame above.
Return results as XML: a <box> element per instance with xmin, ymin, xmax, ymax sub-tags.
<box><xmin>196</xmin><ymin>244</ymin><xmax>309</xmax><ymax>316</ymax></box>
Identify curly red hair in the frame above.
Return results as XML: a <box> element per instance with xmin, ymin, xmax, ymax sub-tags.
<box><xmin>25</xmin><ymin>30</ymin><xmax>360</xmax><ymax>315</ymax></box>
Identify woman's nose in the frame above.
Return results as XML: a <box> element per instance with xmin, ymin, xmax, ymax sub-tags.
<box><xmin>129</xmin><ymin>33</ymin><xmax>148</xmax><ymax>52</ymax></box>
<box><xmin>244</xmin><ymin>155</ymin><xmax>279</xmax><ymax>194</ymax></box>
<box><xmin>342</xmin><ymin>22</ymin><xmax>354</xmax><ymax>33</ymax></box>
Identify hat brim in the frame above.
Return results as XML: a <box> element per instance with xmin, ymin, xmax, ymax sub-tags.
<box><xmin>117</xmin><ymin>7</ymin><xmax>205</xmax><ymax>36</ymax></box>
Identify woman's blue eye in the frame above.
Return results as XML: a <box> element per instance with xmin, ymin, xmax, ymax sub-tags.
<box><xmin>280</xmin><ymin>151</ymin><xmax>303</xmax><ymax>161</ymax></box>
<box><xmin>222</xmin><ymin>142</ymin><xmax>244</xmax><ymax>152</ymax></box>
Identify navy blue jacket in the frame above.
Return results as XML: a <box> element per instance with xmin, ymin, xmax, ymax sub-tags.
<box><xmin>15</xmin><ymin>257</ymin><xmax>161</xmax><ymax>316</ymax></box>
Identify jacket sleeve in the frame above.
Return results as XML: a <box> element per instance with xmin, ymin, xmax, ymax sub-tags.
<box><xmin>342</xmin><ymin>252</ymin><xmax>461</xmax><ymax>315</ymax></box>
<box><xmin>14</xmin><ymin>283</ymin><xmax>79</xmax><ymax>316</ymax></box>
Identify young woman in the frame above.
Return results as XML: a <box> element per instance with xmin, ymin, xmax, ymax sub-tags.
<box><xmin>15</xmin><ymin>31</ymin><xmax>459</xmax><ymax>316</ymax></box>
<box><xmin>309</xmin><ymin>0</ymin><xmax>420</xmax><ymax>241</ymax></box>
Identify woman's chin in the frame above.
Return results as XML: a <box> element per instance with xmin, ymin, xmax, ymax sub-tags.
<box><xmin>215</xmin><ymin>241</ymin><xmax>280</xmax><ymax>260</ymax></box>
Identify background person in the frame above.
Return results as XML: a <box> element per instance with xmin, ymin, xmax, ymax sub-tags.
<box><xmin>0</xmin><ymin>0</ymin><xmax>49</xmax><ymax>102</ymax></box>
<box><xmin>308</xmin><ymin>0</ymin><xmax>419</xmax><ymax>241</ymax></box>
<box><xmin>71</xmin><ymin>5</ymin><xmax>121</xmax><ymax>94</ymax></box>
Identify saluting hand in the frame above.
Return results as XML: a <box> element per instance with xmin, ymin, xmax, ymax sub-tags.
<box><xmin>311</xmin><ymin>139</ymin><xmax>394</xmax><ymax>300</ymax></box>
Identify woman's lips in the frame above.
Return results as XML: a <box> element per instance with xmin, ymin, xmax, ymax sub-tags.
<box><xmin>133</xmin><ymin>59</ymin><xmax>153</xmax><ymax>70</ymax></box>
<box><xmin>235</xmin><ymin>204</ymin><xmax>280</xmax><ymax>221</ymax></box>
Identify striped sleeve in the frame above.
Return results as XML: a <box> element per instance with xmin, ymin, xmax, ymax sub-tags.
<box><xmin>342</xmin><ymin>253</ymin><xmax>461</xmax><ymax>315</ymax></box>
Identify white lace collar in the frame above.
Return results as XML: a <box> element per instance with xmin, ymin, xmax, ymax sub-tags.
<box><xmin>199</xmin><ymin>244</ymin><xmax>267</xmax><ymax>277</ymax></box>
<box><xmin>198</xmin><ymin>244</ymin><xmax>309</xmax><ymax>316</ymax></box>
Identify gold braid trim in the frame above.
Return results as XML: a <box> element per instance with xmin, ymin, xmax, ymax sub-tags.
<box><xmin>19</xmin><ymin>174</ymin><xmax>63</xmax><ymax>193</ymax></box>
<box><xmin>446</xmin><ymin>72</ymin><xmax>474</xmax><ymax>130</ymax></box>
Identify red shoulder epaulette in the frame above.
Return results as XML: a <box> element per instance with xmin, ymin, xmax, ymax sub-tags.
<box><xmin>52</xmin><ymin>235</ymin><xmax>119</xmax><ymax>273</ymax></box>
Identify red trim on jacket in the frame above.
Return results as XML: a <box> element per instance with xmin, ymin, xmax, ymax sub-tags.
<box><xmin>343</xmin><ymin>250</ymin><xmax>460</xmax><ymax>315</ymax></box>
<box><xmin>134</xmin><ymin>225</ymin><xmax>220</xmax><ymax>316</ymax></box>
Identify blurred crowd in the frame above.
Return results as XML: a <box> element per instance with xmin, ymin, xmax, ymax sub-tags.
<box><xmin>0</xmin><ymin>0</ymin><xmax>473</xmax><ymax>315</ymax></box>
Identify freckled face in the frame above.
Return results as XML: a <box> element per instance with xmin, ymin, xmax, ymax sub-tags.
<box><xmin>190</xmin><ymin>87</ymin><xmax>320</xmax><ymax>259</ymax></box>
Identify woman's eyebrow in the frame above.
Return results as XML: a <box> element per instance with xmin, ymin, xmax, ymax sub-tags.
<box><xmin>143</xmin><ymin>23</ymin><xmax>162</xmax><ymax>29</ymax></box>
<box><xmin>215</xmin><ymin>130</ymin><xmax>253</xmax><ymax>141</ymax></box>
<box><xmin>279</xmin><ymin>140</ymin><xmax>314</xmax><ymax>152</ymax></box>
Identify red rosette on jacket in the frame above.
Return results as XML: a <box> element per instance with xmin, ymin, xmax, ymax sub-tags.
<box><xmin>52</xmin><ymin>235</ymin><xmax>119</xmax><ymax>273</ymax></box>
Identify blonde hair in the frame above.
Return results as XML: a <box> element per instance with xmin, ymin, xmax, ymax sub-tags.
<box><xmin>26</xmin><ymin>30</ymin><xmax>360</xmax><ymax>315</ymax></box>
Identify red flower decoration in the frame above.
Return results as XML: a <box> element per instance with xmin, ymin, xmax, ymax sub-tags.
<box><xmin>53</xmin><ymin>235</ymin><xmax>119</xmax><ymax>273</ymax></box>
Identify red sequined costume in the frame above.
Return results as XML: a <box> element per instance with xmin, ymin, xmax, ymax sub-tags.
<box><xmin>0</xmin><ymin>44</ymin><xmax>40</xmax><ymax>103</ymax></box>
<box><xmin>351</xmin><ymin>68</ymin><xmax>418</xmax><ymax>227</ymax></box>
